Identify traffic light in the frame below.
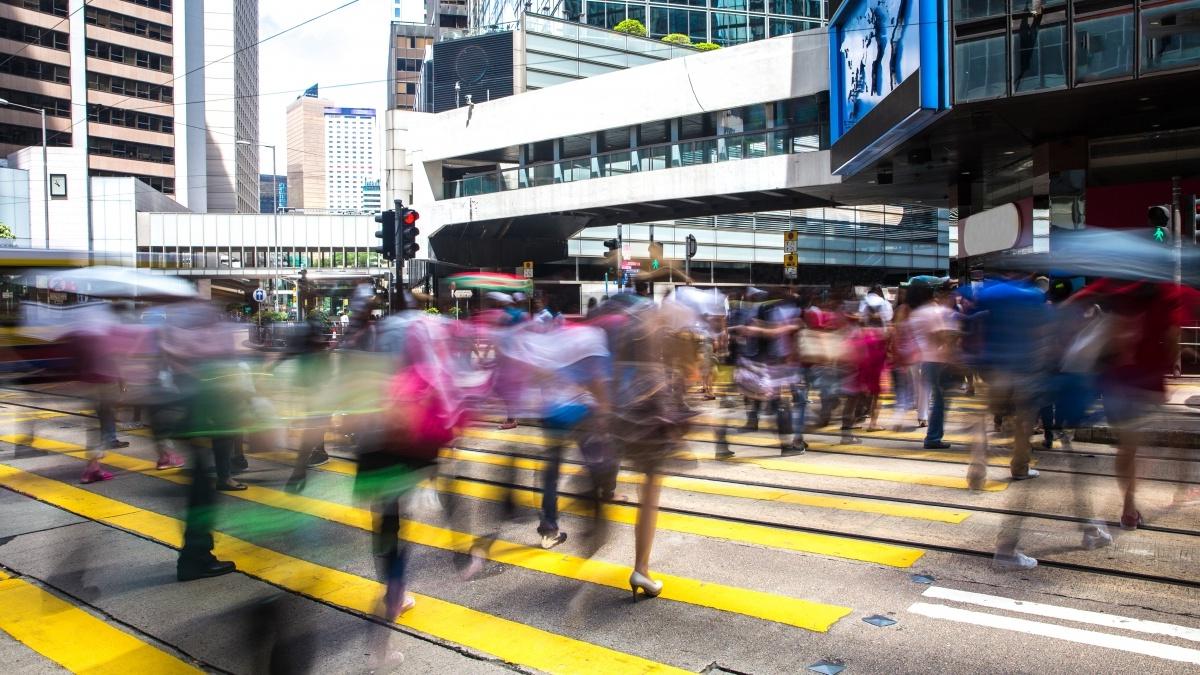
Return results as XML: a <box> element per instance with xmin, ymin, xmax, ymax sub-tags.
<box><xmin>685</xmin><ymin>234</ymin><xmax>698</xmax><ymax>260</ymax></box>
<box><xmin>399</xmin><ymin>207</ymin><xmax>420</xmax><ymax>260</ymax></box>
<box><xmin>648</xmin><ymin>241</ymin><xmax>663</xmax><ymax>271</ymax></box>
<box><xmin>1188</xmin><ymin>195</ymin><xmax>1199</xmax><ymax>244</ymax></box>
<box><xmin>1148</xmin><ymin>204</ymin><xmax>1172</xmax><ymax>244</ymax></box>
<box><xmin>374</xmin><ymin>209</ymin><xmax>396</xmax><ymax>260</ymax></box>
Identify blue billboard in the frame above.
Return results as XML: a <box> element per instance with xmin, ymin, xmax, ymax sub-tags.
<box><xmin>828</xmin><ymin>0</ymin><xmax>951</xmax><ymax>174</ymax></box>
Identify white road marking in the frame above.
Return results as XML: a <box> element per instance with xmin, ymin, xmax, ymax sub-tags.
<box><xmin>908</xmin><ymin>603</ymin><xmax>1200</xmax><ymax>666</ymax></box>
<box><xmin>922</xmin><ymin>586</ymin><xmax>1200</xmax><ymax>644</ymax></box>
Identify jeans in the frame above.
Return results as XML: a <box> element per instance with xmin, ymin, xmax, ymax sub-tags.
<box><xmin>538</xmin><ymin>440</ymin><xmax>566</xmax><ymax>535</ymax></box>
<box><xmin>923</xmin><ymin>363</ymin><xmax>946</xmax><ymax>444</ymax></box>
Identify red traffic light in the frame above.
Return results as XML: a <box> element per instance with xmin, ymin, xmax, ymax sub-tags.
<box><xmin>402</xmin><ymin>210</ymin><xmax>420</xmax><ymax>226</ymax></box>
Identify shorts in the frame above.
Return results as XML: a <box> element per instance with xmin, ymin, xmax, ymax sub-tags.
<box><xmin>1100</xmin><ymin>384</ymin><xmax>1158</xmax><ymax>429</ymax></box>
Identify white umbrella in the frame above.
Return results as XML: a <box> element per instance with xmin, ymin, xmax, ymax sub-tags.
<box><xmin>48</xmin><ymin>267</ymin><xmax>197</xmax><ymax>301</ymax></box>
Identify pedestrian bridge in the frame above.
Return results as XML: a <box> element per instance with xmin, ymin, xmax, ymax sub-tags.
<box><xmin>408</xmin><ymin>29</ymin><xmax>864</xmax><ymax>267</ymax></box>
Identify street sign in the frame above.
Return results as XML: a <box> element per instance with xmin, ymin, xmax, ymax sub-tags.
<box><xmin>620</xmin><ymin>259</ymin><xmax>641</xmax><ymax>271</ymax></box>
<box><xmin>252</xmin><ymin>287</ymin><xmax>267</xmax><ymax>303</ymax></box>
<box><xmin>523</xmin><ymin>261</ymin><xmax>534</xmax><ymax>279</ymax></box>
<box><xmin>452</xmin><ymin>289</ymin><xmax>473</xmax><ymax>299</ymax></box>
<box><xmin>784</xmin><ymin>230</ymin><xmax>798</xmax><ymax>254</ymax></box>
<box><xmin>783</xmin><ymin>253</ymin><xmax>798</xmax><ymax>267</ymax></box>
<box><xmin>784</xmin><ymin>266</ymin><xmax>798</xmax><ymax>279</ymax></box>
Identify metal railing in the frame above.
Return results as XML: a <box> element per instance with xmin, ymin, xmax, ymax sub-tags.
<box><xmin>444</xmin><ymin>124</ymin><xmax>825</xmax><ymax>199</ymax></box>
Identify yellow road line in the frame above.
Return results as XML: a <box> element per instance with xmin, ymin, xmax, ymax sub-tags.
<box><xmin>0</xmin><ymin>571</ymin><xmax>201</xmax><ymax>674</ymax></box>
<box><xmin>1</xmin><ymin>436</ymin><xmax>853</xmax><ymax>633</ymax></box>
<box><xmin>440</xmin><ymin>477</ymin><xmax>924</xmax><ymax>568</ymax></box>
<box><xmin>0</xmin><ymin>464</ymin><xmax>690</xmax><ymax>674</ymax></box>
<box><xmin>464</xmin><ymin>428</ymin><xmax>1007</xmax><ymax>492</ymax></box>
<box><xmin>448</xmin><ymin>448</ymin><xmax>970</xmax><ymax>524</ymax></box>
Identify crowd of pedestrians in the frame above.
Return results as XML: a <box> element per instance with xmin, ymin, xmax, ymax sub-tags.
<box><xmin>20</xmin><ymin>264</ymin><xmax>1197</xmax><ymax>667</ymax></box>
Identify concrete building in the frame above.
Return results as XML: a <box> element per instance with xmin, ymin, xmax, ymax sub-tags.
<box><xmin>323</xmin><ymin>107</ymin><xmax>378</xmax><ymax>213</ymax></box>
<box><xmin>285</xmin><ymin>88</ymin><xmax>332</xmax><ymax>210</ymax></box>
<box><xmin>388</xmin><ymin>22</ymin><xmax>438</xmax><ymax>111</ymax></box>
<box><xmin>0</xmin><ymin>0</ymin><xmax>261</xmax><ymax>231</ymax></box>
<box><xmin>403</xmin><ymin>30</ymin><xmax>949</xmax><ymax>288</ymax></box>
<box><xmin>259</xmin><ymin>174</ymin><xmax>286</xmax><ymax>214</ymax></box>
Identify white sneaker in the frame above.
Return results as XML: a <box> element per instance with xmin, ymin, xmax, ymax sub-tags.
<box><xmin>993</xmin><ymin>551</ymin><xmax>1038</xmax><ymax>571</ymax></box>
<box><xmin>1082</xmin><ymin>525</ymin><xmax>1113</xmax><ymax>550</ymax></box>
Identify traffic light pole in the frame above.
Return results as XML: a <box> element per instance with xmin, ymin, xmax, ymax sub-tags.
<box><xmin>395</xmin><ymin>199</ymin><xmax>405</xmax><ymax>313</ymax></box>
<box><xmin>1173</xmin><ymin>176</ymin><xmax>1182</xmax><ymax>377</ymax></box>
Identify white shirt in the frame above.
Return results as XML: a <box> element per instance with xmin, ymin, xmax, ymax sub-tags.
<box><xmin>858</xmin><ymin>292</ymin><xmax>894</xmax><ymax>324</ymax></box>
<box><xmin>908</xmin><ymin>303</ymin><xmax>957</xmax><ymax>363</ymax></box>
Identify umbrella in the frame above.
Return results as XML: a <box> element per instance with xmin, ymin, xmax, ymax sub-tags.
<box><xmin>903</xmin><ymin>275</ymin><xmax>949</xmax><ymax>288</ymax></box>
<box><xmin>446</xmin><ymin>272</ymin><xmax>532</xmax><ymax>293</ymax></box>
<box><xmin>992</xmin><ymin>228</ymin><xmax>1200</xmax><ymax>285</ymax></box>
<box><xmin>43</xmin><ymin>266</ymin><xmax>198</xmax><ymax>301</ymax></box>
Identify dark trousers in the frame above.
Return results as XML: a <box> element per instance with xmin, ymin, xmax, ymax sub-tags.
<box><xmin>180</xmin><ymin>436</ymin><xmax>235</xmax><ymax>566</ymax></box>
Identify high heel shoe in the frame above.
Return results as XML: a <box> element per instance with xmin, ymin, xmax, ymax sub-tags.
<box><xmin>629</xmin><ymin>571</ymin><xmax>663</xmax><ymax>600</ymax></box>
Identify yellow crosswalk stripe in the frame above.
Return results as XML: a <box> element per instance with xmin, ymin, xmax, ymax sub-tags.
<box><xmin>447</xmin><ymin>448</ymin><xmax>970</xmax><ymax>524</ymax></box>
<box><xmin>0</xmin><ymin>436</ymin><xmax>853</xmax><ymax>633</ymax></box>
<box><xmin>463</xmin><ymin>428</ymin><xmax>1007</xmax><ymax>492</ymax></box>
<box><xmin>0</xmin><ymin>464</ymin><xmax>690</xmax><ymax>674</ymax></box>
<box><xmin>440</xmin><ymin>477</ymin><xmax>924</xmax><ymax>567</ymax></box>
<box><xmin>0</xmin><ymin>570</ymin><xmax>202</xmax><ymax>674</ymax></box>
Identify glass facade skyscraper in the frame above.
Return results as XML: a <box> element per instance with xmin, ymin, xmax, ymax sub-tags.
<box><xmin>574</xmin><ymin>0</ymin><xmax>825</xmax><ymax>46</ymax></box>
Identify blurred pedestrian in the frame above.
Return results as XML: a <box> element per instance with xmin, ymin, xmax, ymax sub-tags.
<box><xmin>906</xmin><ymin>282</ymin><xmax>959</xmax><ymax>450</ymax></box>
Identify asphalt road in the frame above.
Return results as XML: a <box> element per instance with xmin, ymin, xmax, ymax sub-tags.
<box><xmin>1</xmin><ymin>386</ymin><xmax>1199</xmax><ymax>674</ymax></box>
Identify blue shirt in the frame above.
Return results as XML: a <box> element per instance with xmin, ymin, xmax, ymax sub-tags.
<box><xmin>974</xmin><ymin>279</ymin><xmax>1049</xmax><ymax>373</ymax></box>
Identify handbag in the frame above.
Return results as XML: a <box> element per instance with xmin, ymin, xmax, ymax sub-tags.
<box><xmin>1061</xmin><ymin>311</ymin><xmax>1113</xmax><ymax>374</ymax></box>
<box><xmin>384</xmin><ymin>365</ymin><xmax>459</xmax><ymax>460</ymax></box>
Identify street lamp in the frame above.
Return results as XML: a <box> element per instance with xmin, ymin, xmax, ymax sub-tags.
<box><xmin>0</xmin><ymin>98</ymin><xmax>49</xmax><ymax>249</ymax></box>
<box><xmin>237</xmin><ymin>140</ymin><xmax>280</xmax><ymax>310</ymax></box>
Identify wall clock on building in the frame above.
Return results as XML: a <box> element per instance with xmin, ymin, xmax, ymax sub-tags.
<box><xmin>49</xmin><ymin>174</ymin><xmax>67</xmax><ymax>198</ymax></box>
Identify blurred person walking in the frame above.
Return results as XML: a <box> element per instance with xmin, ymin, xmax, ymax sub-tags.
<box><xmin>905</xmin><ymin>282</ymin><xmax>959</xmax><ymax>449</ymax></box>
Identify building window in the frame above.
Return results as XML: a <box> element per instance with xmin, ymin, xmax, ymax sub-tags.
<box><xmin>90</xmin><ymin>170</ymin><xmax>174</xmax><ymax>194</ymax></box>
<box><xmin>0</xmin><ymin>54</ymin><xmax>69</xmax><ymax>84</ymax></box>
<box><xmin>1012</xmin><ymin>21</ymin><xmax>1066</xmax><ymax>93</ymax></box>
<box><xmin>955</xmin><ymin>34</ymin><xmax>1006</xmax><ymax>101</ymax></box>
<box><xmin>711</xmin><ymin>12</ymin><xmax>765</xmax><ymax>46</ymax></box>
<box><xmin>88</xmin><ymin>136</ymin><xmax>175</xmax><ymax>164</ymax></box>
<box><xmin>0</xmin><ymin>89</ymin><xmax>70</xmax><ymax>117</ymax></box>
<box><xmin>650</xmin><ymin>6</ymin><xmax>708</xmax><ymax>42</ymax></box>
<box><xmin>711</xmin><ymin>0</ymin><xmax>765</xmax><ymax>12</ymax></box>
<box><xmin>86</xmin><ymin>40</ymin><xmax>173</xmax><ymax>73</ymax></box>
<box><xmin>87</xmin><ymin>72</ymin><xmax>174</xmax><ymax>102</ymax></box>
<box><xmin>0</xmin><ymin>19</ymin><xmax>69</xmax><ymax>50</ymax></box>
<box><xmin>0</xmin><ymin>124</ymin><xmax>70</xmax><ymax>148</ymax></box>
<box><xmin>769</xmin><ymin>0</ymin><xmax>820</xmax><ymax>19</ymax></box>
<box><xmin>84</xmin><ymin>6</ymin><xmax>173</xmax><ymax>43</ymax></box>
<box><xmin>0</xmin><ymin>0</ymin><xmax>68</xmax><ymax>17</ymax></box>
<box><xmin>1142</xmin><ymin>0</ymin><xmax>1200</xmax><ymax>74</ymax></box>
<box><xmin>952</xmin><ymin>0</ymin><xmax>1005</xmax><ymax>22</ymax></box>
<box><xmin>770</xmin><ymin>17</ymin><xmax>807</xmax><ymax>37</ymax></box>
<box><xmin>118</xmin><ymin>0</ymin><xmax>171</xmax><ymax>10</ymax></box>
<box><xmin>87</xmin><ymin>105</ymin><xmax>174</xmax><ymax>134</ymax></box>
<box><xmin>1075</xmin><ymin>12</ymin><xmax>1133</xmax><ymax>84</ymax></box>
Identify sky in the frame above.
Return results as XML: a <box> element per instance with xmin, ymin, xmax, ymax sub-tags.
<box><xmin>256</xmin><ymin>0</ymin><xmax>425</xmax><ymax>176</ymax></box>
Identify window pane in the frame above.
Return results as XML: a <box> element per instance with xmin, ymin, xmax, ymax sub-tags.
<box><xmin>953</xmin><ymin>0</ymin><xmax>1005</xmax><ymax>21</ymax></box>
<box><xmin>1075</xmin><ymin>13</ymin><xmax>1133</xmax><ymax>83</ymax></box>
<box><xmin>955</xmin><ymin>35</ymin><xmax>1006</xmax><ymax>101</ymax></box>
<box><xmin>1142</xmin><ymin>0</ymin><xmax>1200</xmax><ymax>74</ymax></box>
<box><xmin>1013</xmin><ymin>22</ymin><xmax>1067</xmax><ymax>93</ymax></box>
<box><xmin>770</xmin><ymin>17</ymin><xmax>804</xmax><ymax>37</ymax></box>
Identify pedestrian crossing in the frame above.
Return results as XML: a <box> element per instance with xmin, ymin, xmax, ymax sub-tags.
<box><xmin>909</xmin><ymin>586</ymin><xmax>1200</xmax><ymax>666</ymax></box>
<box><xmin>0</xmin><ymin>464</ymin><xmax>692</xmax><ymax>675</ymax></box>
<box><xmin>0</xmin><ymin>568</ymin><xmax>202</xmax><ymax>674</ymax></box>
<box><xmin>0</xmin><ymin>435</ymin><xmax>858</xmax><ymax>631</ymax></box>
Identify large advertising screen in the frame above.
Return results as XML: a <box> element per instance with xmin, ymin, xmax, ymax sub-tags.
<box><xmin>834</xmin><ymin>0</ymin><xmax>922</xmax><ymax>137</ymax></box>
<box><xmin>828</xmin><ymin>0</ymin><xmax>950</xmax><ymax>175</ymax></box>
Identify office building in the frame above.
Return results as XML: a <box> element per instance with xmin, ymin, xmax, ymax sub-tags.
<box><xmin>389</xmin><ymin>22</ymin><xmax>438</xmax><ymax>110</ymax></box>
<box><xmin>0</xmin><ymin>0</ymin><xmax>261</xmax><ymax>236</ymax></box>
<box><xmin>468</xmin><ymin>0</ymin><xmax>825</xmax><ymax>45</ymax></box>
<box><xmin>362</xmin><ymin>179</ymin><xmax>381</xmax><ymax>212</ymax></box>
<box><xmin>285</xmin><ymin>86</ymin><xmax>332</xmax><ymax>210</ymax></box>
<box><xmin>324</xmin><ymin>107</ymin><xmax>377</xmax><ymax>213</ymax></box>
<box><xmin>259</xmin><ymin>174</ymin><xmax>287</xmax><ymax>214</ymax></box>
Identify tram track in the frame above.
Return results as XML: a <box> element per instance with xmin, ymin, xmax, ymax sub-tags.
<box><xmin>6</xmin><ymin>387</ymin><xmax>1200</xmax><ymax>573</ymax></box>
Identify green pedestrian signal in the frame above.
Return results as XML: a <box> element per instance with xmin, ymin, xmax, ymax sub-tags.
<box><xmin>1155</xmin><ymin>226</ymin><xmax>1167</xmax><ymax>243</ymax></box>
<box><xmin>1149</xmin><ymin>205</ymin><xmax>1171</xmax><ymax>244</ymax></box>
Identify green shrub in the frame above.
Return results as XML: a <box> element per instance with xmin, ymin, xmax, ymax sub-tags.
<box><xmin>694</xmin><ymin>42</ymin><xmax>721</xmax><ymax>51</ymax></box>
<box><xmin>661</xmin><ymin>33</ymin><xmax>692</xmax><ymax>46</ymax></box>
<box><xmin>613</xmin><ymin>19</ymin><xmax>647</xmax><ymax>37</ymax></box>
<box><xmin>0</xmin><ymin>222</ymin><xmax>13</xmax><ymax>239</ymax></box>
